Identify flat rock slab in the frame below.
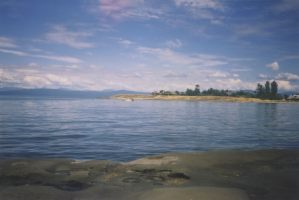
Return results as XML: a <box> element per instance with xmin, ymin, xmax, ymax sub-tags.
<box><xmin>138</xmin><ymin>187</ymin><xmax>250</xmax><ymax>200</ymax></box>
<box><xmin>0</xmin><ymin>185</ymin><xmax>71</xmax><ymax>200</ymax></box>
<box><xmin>1</xmin><ymin>150</ymin><xmax>299</xmax><ymax>200</ymax></box>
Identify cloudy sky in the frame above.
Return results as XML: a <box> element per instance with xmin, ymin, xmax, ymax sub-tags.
<box><xmin>0</xmin><ymin>0</ymin><xmax>298</xmax><ymax>92</ymax></box>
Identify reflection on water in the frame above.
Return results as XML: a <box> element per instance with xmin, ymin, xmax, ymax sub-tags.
<box><xmin>0</xmin><ymin>98</ymin><xmax>299</xmax><ymax>161</ymax></box>
<box><xmin>256</xmin><ymin>103</ymin><xmax>278</xmax><ymax>128</ymax></box>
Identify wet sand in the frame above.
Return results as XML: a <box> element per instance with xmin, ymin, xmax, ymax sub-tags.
<box><xmin>0</xmin><ymin>150</ymin><xmax>298</xmax><ymax>200</ymax></box>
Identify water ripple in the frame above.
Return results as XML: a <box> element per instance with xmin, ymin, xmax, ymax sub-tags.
<box><xmin>0</xmin><ymin>99</ymin><xmax>299</xmax><ymax>161</ymax></box>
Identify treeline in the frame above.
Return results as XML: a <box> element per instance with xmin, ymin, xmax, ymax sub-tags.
<box><xmin>152</xmin><ymin>85</ymin><xmax>254</xmax><ymax>98</ymax></box>
<box><xmin>152</xmin><ymin>81</ymin><xmax>281</xmax><ymax>100</ymax></box>
<box><xmin>256</xmin><ymin>81</ymin><xmax>279</xmax><ymax>99</ymax></box>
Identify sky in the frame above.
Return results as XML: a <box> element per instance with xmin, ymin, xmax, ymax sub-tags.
<box><xmin>0</xmin><ymin>0</ymin><xmax>298</xmax><ymax>92</ymax></box>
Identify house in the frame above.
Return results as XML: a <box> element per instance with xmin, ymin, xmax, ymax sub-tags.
<box><xmin>287</xmin><ymin>94</ymin><xmax>299</xmax><ymax>100</ymax></box>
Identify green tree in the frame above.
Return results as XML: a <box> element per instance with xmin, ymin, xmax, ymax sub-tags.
<box><xmin>271</xmin><ymin>81</ymin><xmax>278</xmax><ymax>99</ymax></box>
<box><xmin>256</xmin><ymin>83</ymin><xmax>264</xmax><ymax>98</ymax></box>
<box><xmin>265</xmin><ymin>81</ymin><xmax>270</xmax><ymax>98</ymax></box>
<box><xmin>185</xmin><ymin>88</ymin><xmax>194</xmax><ymax>96</ymax></box>
<box><xmin>194</xmin><ymin>84</ymin><xmax>200</xmax><ymax>96</ymax></box>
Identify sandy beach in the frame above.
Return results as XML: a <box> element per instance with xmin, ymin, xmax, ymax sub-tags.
<box><xmin>111</xmin><ymin>94</ymin><xmax>297</xmax><ymax>103</ymax></box>
<box><xmin>0</xmin><ymin>150</ymin><xmax>298</xmax><ymax>200</ymax></box>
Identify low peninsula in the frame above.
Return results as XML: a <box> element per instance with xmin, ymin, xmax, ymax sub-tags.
<box><xmin>113</xmin><ymin>81</ymin><xmax>299</xmax><ymax>103</ymax></box>
<box><xmin>112</xmin><ymin>94</ymin><xmax>290</xmax><ymax>103</ymax></box>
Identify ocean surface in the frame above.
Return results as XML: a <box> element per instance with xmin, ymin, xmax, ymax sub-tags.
<box><xmin>0</xmin><ymin>97</ymin><xmax>298</xmax><ymax>161</ymax></box>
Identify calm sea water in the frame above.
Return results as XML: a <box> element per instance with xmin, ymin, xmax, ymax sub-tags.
<box><xmin>0</xmin><ymin>98</ymin><xmax>298</xmax><ymax>161</ymax></box>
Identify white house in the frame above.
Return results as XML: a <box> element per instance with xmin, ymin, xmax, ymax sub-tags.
<box><xmin>287</xmin><ymin>94</ymin><xmax>299</xmax><ymax>100</ymax></box>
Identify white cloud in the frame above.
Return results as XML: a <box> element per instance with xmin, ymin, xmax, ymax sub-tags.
<box><xmin>137</xmin><ymin>46</ymin><xmax>227</xmax><ymax>67</ymax></box>
<box><xmin>0</xmin><ymin>68</ymin><xmax>19</xmax><ymax>85</ymax></box>
<box><xmin>0</xmin><ymin>68</ymin><xmax>82</xmax><ymax>89</ymax></box>
<box><xmin>33</xmin><ymin>55</ymin><xmax>82</xmax><ymax>64</ymax></box>
<box><xmin>45</xmin><ymin>74</ymin><xmax>73</xmax><ymax>86</ymax></box>
<box><xmin>259</xmin><ymin>74</ymin><xmax>269</xmax><ymax>79</ymax></box>
<box><xmin>266</xmin><ymin>61</ymin><xmax>279</xmax><ymax>71</ymax></box>
<box><xmin>28</xmin><ymin>62</ymin><xmax>39</xmax><ymax>67</ymax></box>
<box><xmin>279</xmin><ymin>55</ymin><xmax>299</xmax><ymax>61</ymax></box>
<box><xmin>0</xmin><ymin>48</ymin><xmax>28</xmax><ymax>56</ymax></box>
<box><xmin>0</xmin><ymin>37</ymin><xmax>17</xmax><ymax>48</ymax></box>
<box><xmin>23</xmin><ymin>75</ymin><xmax>52</xmax><ymax>87</ymax></box>
<box><xmin>98</xmin><ymin>0</ymin><xmax>161</xmax><ymax>20</ymax></box>
<box><xmin>117</xmin><ymin>38</ymin><xmax>134</xmax><ymax>46</ymax></box>
<box><xmin>208</xmin><ymin>71</ymin><xmax>228</xmax><ymax>78</ymax></box>
<box><xmin>99</xmin><ymin>0</ymin><xmax>141</xmax><ymax>16</ymax></box>
<box><xmin>174</xmin><ymin>0</ymin><xmax>222</xmax><ymax>10</ymax></box>
<box><xmin>276</xmin><ymin>73</ymin><xmax>299</xmax><ymax>81</ymax></box>
<box><xmin>15</xmin><ymin>69</ymin><xmax>40</xmax><ymax>74</ymax></box>
<box><xmin>234</xmin><ymin>25</ymin><xmax>268</xmax><ymax>37</ymax></box>
<box><xmin>276</xmin><ymin>80</ymin><xmax>293</xmax><ymax>91</ymax></box>
<box><xmin>163</xmin><ymin>72</ymin><xmax>188</xmax><ymax>78</ymax></box>
<box><xmin>2</xmin><ymin>64</ymin><xmax>299</xmax><ymax>92</ymax></box>
<box><xmin>165</xmin><ymin>39</ymin><xmax>182</xmax><ymax>49</ymax></box>
<box><xmin>213</xmin><ymin>78</ymin><xmax>256</xmax><ymax>90</ymax></box>
<box><xmin>0</xmin><ymin>48</ymin><xmax>82</xmax><ymax>64</ymax></box>
<box><xmin>272</xmin><ymin>0</ymin><xmax>299</xmax><ymax>12</ymax></box>
<box><xmin>97</xmin><ymin>0</ymin><xmax>222</xmax><ymax>23</ymax></box>
<box><xmin>22</xmin><ymin>73</ymin><xmax>73</xmax><ymax>88</ymax></box>
<box><xmin>46</xmin><ymin>25</ymin><xmax>94</xmax><ymax>49</ymax></box>
<box><xmin>231</xmin><ymin>68</ymin><xmax>252</xmax><ymax>72</ymax></box>
<box><xmin>111</xmin><ymin>71</ymin><xmax>257</xmax><ymax>92</ymax></box>
<box><xmin>173</xmin><ymin>0</ymin><xmax>224</xmax><ymax>22</ymax></box>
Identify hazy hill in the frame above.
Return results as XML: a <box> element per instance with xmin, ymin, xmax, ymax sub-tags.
<box><xmin>0</xmin><ymin>88</ymin><xmax>147</xmax><ymax>98</ymax></box>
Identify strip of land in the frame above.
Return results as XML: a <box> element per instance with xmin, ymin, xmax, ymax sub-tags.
<box><xmin>0</xmin><ymin>150</ymin><xmax>298</xmax><ymax>200</ymax></box>
<box><xmin>112</xmin><ymin>94</ymin><xmax>295</xmax><ymax>103</ymax></box>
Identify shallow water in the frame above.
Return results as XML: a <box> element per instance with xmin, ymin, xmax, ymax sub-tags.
<box><xmin>0</xmin><ymin>98</ymin><xmax>298</xmax><ymax>161</ymax></box>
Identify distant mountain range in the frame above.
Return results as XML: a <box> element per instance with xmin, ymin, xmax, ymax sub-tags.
<box><xmin>0</xmin><ymin>88</ymin><xmax>147</xmax><ymax>98</ymax></box>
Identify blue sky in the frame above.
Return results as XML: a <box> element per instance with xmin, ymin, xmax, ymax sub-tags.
<box><xmin>0</xmin><ymin>0</ymin><xmax>298</xmax><ymax>92</ymax></box>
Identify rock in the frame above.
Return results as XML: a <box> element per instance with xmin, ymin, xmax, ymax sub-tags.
<box><xmin>137</xmin><ymin>187</ymin><xmax>250</xmax><ymax>200</ymax></box>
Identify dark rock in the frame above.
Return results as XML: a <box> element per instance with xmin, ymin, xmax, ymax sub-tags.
<box><xmin>47</xmin><ymin>180</ymin><xmax>89</xmax><ymax>191</ymax></box>
<box><xmin>168</xmin><ymin>173</ymin><xmax>190</xmax><ymax>180</ymax></box>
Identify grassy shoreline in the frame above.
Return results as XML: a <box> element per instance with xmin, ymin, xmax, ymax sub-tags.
<box><xmin>1</xmin><ymin>150</ymin><xmax>298</xmax><ymax>200</ymax></box>
<box><xmin>112</xmin><ymin>94</ymin><xmax>295</xmax><ymax>103</ymax></box>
